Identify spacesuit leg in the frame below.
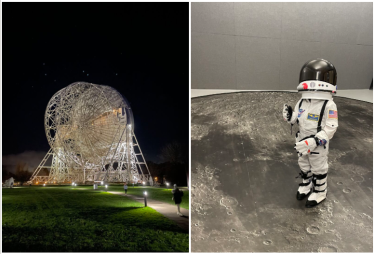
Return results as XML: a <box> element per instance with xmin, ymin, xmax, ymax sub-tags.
<box><xmin>305</xmin><ymin>145</ymin><xmax>329</xmax><ymax>207</ymax></box>
<box><xmin>296</xmin><ymin>156</ymin><xmax>313</xmax><ymax>200</ymax></box>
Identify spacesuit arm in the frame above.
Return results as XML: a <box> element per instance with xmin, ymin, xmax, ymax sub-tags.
<box><xmin>288</xmin><ymin>99</ymin><xmax>301</xmax><ymax>125</ymax></box>
<box><xmin>315</xmin><ymin>102</ymin><xmax>338</xmax><ymax>144</ymax></box>
<box><xmin>289</xmin><ymin>110</ymin><xmax>298</xmax><ymax>125</ymax></box>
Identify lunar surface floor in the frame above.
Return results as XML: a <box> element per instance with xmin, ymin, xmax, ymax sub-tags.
<box><xmin>191</xmin><ymin>92</ymin><xmax>373</xmax><ymax>252</ymax></box>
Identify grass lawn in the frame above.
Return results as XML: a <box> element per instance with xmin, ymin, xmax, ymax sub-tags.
<box><xmin>2</xmin><ymin>186</ymin><xmax>188</xmax><ymax>252</ymax></box>
<box><xmin>108</xmin><ymin>185</ymin><xmax>189</xmax><ymax>210</ymax></box>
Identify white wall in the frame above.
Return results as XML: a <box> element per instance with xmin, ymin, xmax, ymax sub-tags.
<box><xmin>192</xmin><ymin>2</ymin><xmax>373</xmax><ymax>90</ymax></box>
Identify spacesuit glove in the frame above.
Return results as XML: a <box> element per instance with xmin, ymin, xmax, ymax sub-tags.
<box><xmin>294</xmin><ymin>138</ymin><xmax>317</xmax><ymax>157</ymax></box>
<box><xmin>282</xmin><ymin>104</ymin><xmax>292</xmax><ymax>122</ymax></box>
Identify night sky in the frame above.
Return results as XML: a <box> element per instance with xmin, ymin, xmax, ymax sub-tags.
<box><xmin>2</xmin><ymin>2</ymin><xmax>189</xmax><ymax>170</ymax></box>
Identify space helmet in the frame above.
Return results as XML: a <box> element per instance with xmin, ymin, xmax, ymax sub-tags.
<box><xmin>297</xmin><ymin>59</ymin><xmax>337</xmax><ymax>100</ymax></box>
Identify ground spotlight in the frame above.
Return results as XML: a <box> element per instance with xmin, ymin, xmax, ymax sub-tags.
<box><xmin>144</xmin><ymin>191</ymin><xmax>147</xmax><ymax>207</ymax></box>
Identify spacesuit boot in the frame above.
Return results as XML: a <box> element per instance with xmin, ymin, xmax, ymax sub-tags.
<box><xmin>297</xmin><ymin>170</ymin><xmax>313</xmax><ymax>200</ymax></box>
<box><xmin>306</xmin><ymin>173</ymin><xmax>327</xmax><ymax>208</ymax></box>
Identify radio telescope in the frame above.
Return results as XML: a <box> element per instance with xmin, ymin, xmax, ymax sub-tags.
<box><xmin>29</xmin><ymin>82</ymin><xmax>152</xmax><ymax>185</ymax></box>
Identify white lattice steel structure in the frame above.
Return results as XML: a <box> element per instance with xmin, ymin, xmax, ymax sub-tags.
<box><xmin>29</xmin><ymin>82</ymin><xmax>152</xmax><ymax>185</ymax></box>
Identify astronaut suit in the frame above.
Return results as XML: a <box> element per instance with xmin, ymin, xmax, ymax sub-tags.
<box><xmin>283</xmin><ymin>59</ymin><xmax>338</xmax><ymax>208</ymax></box>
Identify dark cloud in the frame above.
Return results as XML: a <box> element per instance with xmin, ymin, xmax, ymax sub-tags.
<box><xmin>2</xmin><ymin>151</ymin><xmax>48</xmax><ymax>173</ymax></box>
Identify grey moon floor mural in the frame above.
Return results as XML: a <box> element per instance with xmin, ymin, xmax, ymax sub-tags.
<box><xmin>191</xmin><ymin>92</ymin><xmax>373</xmax><ymax>252</ymax></box>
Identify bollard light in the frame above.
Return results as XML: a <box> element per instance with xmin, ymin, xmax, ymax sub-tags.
<box><xmin>143</xmin><ymin>181</ymin><xmax>145</xmax><ymax>185</ymax></box>
<box><xmin>105</xmin><ymin>184</ymin><xmax>108</xmax><ymax>192</ymax></box>
<box><xmin>43</xmin><ymin>184</ymin><xmax>46</xmax><ymax>187</ymax></box>
<box><xmin>101</xmin><ymin>181</ymin><xmax>104</xmax><ymax>185</ymax></box>
<box><xmin>144</xmin><ymin>191</ymin><xmax>147</xmax><ymax>207</ymax></box>
<box><xmin>72</xmin><ymin>182</ymin><xmax>75</xmax><ymax>186</ymax></box>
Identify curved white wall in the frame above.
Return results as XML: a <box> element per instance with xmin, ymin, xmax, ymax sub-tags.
<box><xmin>192</xmin><ymin>2</ymin><xmax>373</xmax><ymax>90</ymax></box>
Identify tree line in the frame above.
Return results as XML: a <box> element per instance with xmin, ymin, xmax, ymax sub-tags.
<box><xmin>2</xmin><ymin>141</ymin><xmax>188</xmax><ymax>186</ymax></box>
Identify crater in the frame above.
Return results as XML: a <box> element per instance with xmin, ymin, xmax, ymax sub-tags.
<box><xmin>306</xmin><ymin>225</ymin><xmax>320</xmax><ymax>235</ymax></box>
<box><xmin>263</xmin><ymin>240</ymin><xmax>272</xmax><ymax>245</ymax></box>
<box><xmin>318</xmin><ymin>246</ymin><xmax>338</xmax><ymax>252</ymax></box>
<box><xmin>220</xmin><ymin>197</ymin><xmax>238</xmax><ymax>207</ymax></box>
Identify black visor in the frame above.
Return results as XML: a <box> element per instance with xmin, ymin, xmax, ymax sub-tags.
<box><xmin>299</xmin><ymin>59</ymin><xmax>337</xmax><ymax>86</ymax></box>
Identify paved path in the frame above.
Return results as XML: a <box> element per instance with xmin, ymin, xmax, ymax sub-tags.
<box><xmin>109</xmin><ymin>191</ymin><xmax>189</xmax><ymax>232</ymax></box>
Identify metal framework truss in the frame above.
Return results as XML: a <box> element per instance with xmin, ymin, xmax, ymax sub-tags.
<box><xmin>28</xmin><ymin>82</ymin><xmax>152</xmax><ymax>185</ymax></box>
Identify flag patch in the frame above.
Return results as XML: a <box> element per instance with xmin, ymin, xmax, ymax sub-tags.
<box><xmin>307</xmin><ymin>113</ymin><xmax>319</xmax><ymax>121</ymax></box>
<box><xmin>329</xmin><ymin>110</ymin><xmax>338</xmax><ymax>119</ymax></box>
<box><xmin>319</xmin><ymin>139</ymin><xmax>327</xmax><ymax>146</ymax></box>
<box><xmin>298</xmin><ymin>109</ymin><xmax>305</xmax><ymax>118</ymax></box>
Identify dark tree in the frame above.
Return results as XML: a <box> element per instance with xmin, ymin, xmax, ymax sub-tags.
<box><xmin>41</xmin><ymin>168</ymin><xmax>50</xmax><ymax>176</ymax></box>
<box><xmin>2</xmin><ymin>168</ymin><xmax>16</xmax><ymax>183</ymax></box>
<box><xmin>160</xmin><ymin>142</ymin><xmax>189</xmax><ymax>187</ymax></box>
<box><xmin>15</xmin><ymin>163</ymin><xmax>32</xmax><ymax>185</ymax></box>
<box><xmin>161</xmin><ymin>141</ymin><xmax>183</xmax><ymax>163</ymax></box>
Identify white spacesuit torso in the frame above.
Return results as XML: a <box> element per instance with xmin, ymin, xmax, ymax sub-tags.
<box><xmin>290</xmin><ymin>98</ymin><xmax>338</xmax><ymax>142</ymax></box>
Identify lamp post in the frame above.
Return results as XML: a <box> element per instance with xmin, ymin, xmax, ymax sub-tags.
<box><xmin>144</xmin><ymin>191</ymin><xmax>147</xmax><ymax>207</ymax></box>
